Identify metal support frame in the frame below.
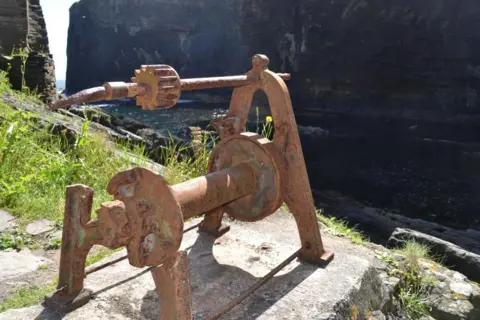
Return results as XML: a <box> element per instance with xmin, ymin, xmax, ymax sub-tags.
<box><xmin>45</xmin><ymin>54</ymin><xmax>334</xmax><ymax>319</ymax></box>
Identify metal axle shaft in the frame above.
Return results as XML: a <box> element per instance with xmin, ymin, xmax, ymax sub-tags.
<box><xmin>50</xmin><ymin>73</ymin><xmax>290</xmax><ymax>110</ymax></box>
<box><xmin>172</xmin><ymin>161</ymin><xmax>258</xmax><ymax>220</ymax></box>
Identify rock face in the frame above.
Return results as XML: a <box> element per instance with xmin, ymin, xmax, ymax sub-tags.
<box><xmin>66</xmin><ymin>0</ymin><xmax>480</xmax><ymax>230</ymax></box>
<box><xmin>0</xmin><ymin>0</ymin><xmax>49</xmax><ymax>53</ymax></box>
<box><xmin>0</xmin><ymin>0</ymin><xmax>56</xmax><ymax>102</ymax></box>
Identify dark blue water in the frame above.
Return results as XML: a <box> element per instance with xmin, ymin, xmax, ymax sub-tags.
<box><xmin>56</xmin><ymin>80</ymin><xmax>66</xmax><ymax>90</ymax></box>
<box><xmin>95</xmin><ymin>100</ymin><xmax>230</xmax><ymax>137</ymax></box>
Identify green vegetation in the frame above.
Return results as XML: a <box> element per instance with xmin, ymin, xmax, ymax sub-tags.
<box><xmin>317</xmin><ymin>209</ymin><xmax>368</xmax><ymax>245</ymax></box>
<box><xmin>0</xmin><ymin>280</ymin><xmax>57</xmax><ymax>312</ymax></box>
<box><xmin>46</xmin><ymin>238</ymin><xmax>61</xmax><ymax>250</ymax></box>
<box><xmin>37</xmin><ymin>264</ymin><xmax>48</xmax><ymax>271</ymax></box>
<box><xmin>85</xmin><ymin>248</ymin><xmax>123</xmax><ymax>266</ymax></box>
<box><xmin>0</xmin><ymin>232</ymin><xmax>24</xmax><ymax>250</ymax></box>
<box><xmin>0</xmin><ymin>71</ymin><xmax>150</xmax><ymax>225</ymax></box>
<box><xmin>161</xmin><ymin>131</ymin><xmax>215</xmax><ymax>185</ymax></box>
<box><xmin>378</xmin><ymin>240</ymin><xmax>440</xmax><ymax>319</ymax></box>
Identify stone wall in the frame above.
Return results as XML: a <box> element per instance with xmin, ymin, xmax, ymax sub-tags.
<box><xmin>66</xmin><ymin>0</ymin><xmax>480</xmax><ymax>230</ymax></box>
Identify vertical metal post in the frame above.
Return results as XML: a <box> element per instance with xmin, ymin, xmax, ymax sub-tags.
<box><xmin>44</xmin><ymin>185</ymin><xmax>95</xmax><ymax>312</ymax></box>
<box><xmin>151</xmin><ymin>251</ymin><xmax>193</xmax><ymax>320</ymax></box>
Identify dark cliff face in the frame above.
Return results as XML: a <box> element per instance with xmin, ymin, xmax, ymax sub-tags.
<box><xmin>66</xmin><ymin>0</ymin><xmax>248</xmax><ymax>96</ymax></box>
<box><xmin>0</xmin><ymin>0</ymin><xmax>50</xmax><ymax>54</ymax></box>
<box><xmin>67</xmin><ymin>0</ymin><xmax>480</xmax><ymax>229</ymax></box>
<box><xmin>0</xmin><ymin>0</ymin><xmax>56</xmax><ymax>102</ymax></box>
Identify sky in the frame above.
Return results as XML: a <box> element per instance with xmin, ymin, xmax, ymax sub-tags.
<box><xmin>40</xmin><ymin>0</ymin><xmax>79</xmax><ymax>80</ymax></box>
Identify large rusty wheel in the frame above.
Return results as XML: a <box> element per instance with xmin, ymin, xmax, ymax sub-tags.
<box><xmin>208</xmin><ymin>132</ymin><xmax>283</xmax><ymax>222</ymax></box>
<box><xmin>106</xmin><ymin>167</ymin><xmax>184</xmax><ymax>268</ymax></box>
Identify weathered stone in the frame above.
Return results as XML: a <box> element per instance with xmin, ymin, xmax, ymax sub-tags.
<box><xmin>472</xmin><ymin>285</ymin><xmax>480</xmax><ymax>309</ymax></box>
<box><xmin>24</xmin><ymin>52</ymin><xmax>57</xmax><ymax>104</ymax></box>
<box><xmin>0</xmin><ymin>250</ymin><xmax>49</xmax><ymax>282</ymax></box>
<box><xmin>450</xmin><ymin>282</ymin><xmax>474</xmax><ymax>298</ymax></box>
<box><xmin>0</xmin><ymin>209</ymin><xmax>17</xmax><ymax>233</ymax></box>
<box><xmin>26</xmin><ymin>219</ymin><xmax>55</xmax><ymax>236</ymax></box>
<box><xmin>316</xmin><ymin>191</ymin><xmax>480</xmax><ymax>253</ymax></box>
<box><xmin>387</xmin><ymin>227</ymin><xmax>480</xmax><ymax>282</ymax></box>
<box><xmin>0</xmin><ymin>212</ymin><xmax>395</xmax><ymax>320</ymax></box>
<box><xmin>48</xmin><ymin>230</ymin><xmax>62</xmax><ymax>241</ymax></box>
<box><xmin>414</xmin><ymin>259</ymin><xmax>480</xmax><ymax>320</ymax></box>
<box><xmin>431</xmin><ymin>297</ymin><xmax>474</xmax><ymax>320</ymax></box>
<box><xmin>367</xmin><ymin>310</ymin><xmax>386</xmax><ymax>320</ymax></box>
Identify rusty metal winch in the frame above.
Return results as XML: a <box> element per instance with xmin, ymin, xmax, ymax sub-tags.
<box><xmin>44</xmin><ymin>54</ymin><xmax>334</xmax><ymax>320</ymax></box>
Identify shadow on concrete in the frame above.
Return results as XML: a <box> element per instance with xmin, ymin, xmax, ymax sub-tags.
<box><xmin>139</xmin><ymin>231</ymin><xmax>319</xmax><ymax>319</ymax></box>
<box><xmin>34</xmin><ymin>307</ymin><xmax>65</xmax><ymax>320</ymax></box>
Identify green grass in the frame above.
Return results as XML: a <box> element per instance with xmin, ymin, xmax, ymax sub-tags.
<box><xmin>0</xmin><ymin>71</ymin><xmax>151</xmax><ymax>225</ymax></box>
<box><xmin>0</xmin><ymin>280</ymin><xmax>57</xmax><ymax>312</ymax></box>
<box><xmin>37</xmin><ymin>264</ymin><xmax>48</xmax><ymax>271</ymax></box>
<box><xmin>377</xmin><ymin>240</ymin><xmax>436</xmax><ymax>319</ymax></box>
<box><xmin>0</xmin><ymin>233</ymin><xmax>23</xmax><ymax>250</ymax></box>
<box><xmin>316</xmin><ymin>209</ymin><xmax>368</xmax><ymax>245</ymax></box>
<box><xmin>392</xmin><ymin>240</ymin><xmax>443</xmax><ymax>266</ymax></box>
<box><xmin>85</xmin><ymin>247</ymin><xmax>123</xmax><ymax>267</ymax></box>
<box><xmin>397</xmin><ymin>287</ymin><xmax>431</xmax><ymax>319</ymax></box>
<box><xmin>160</xmin><ymin>130</ymin><xmax>214</xmax><ymax>185</ymax></box>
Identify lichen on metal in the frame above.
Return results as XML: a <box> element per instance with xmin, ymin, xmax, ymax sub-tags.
<box><xmin>45</xmin><ymin>54</ymin><xmax>334</xmax><ymax>320</ymax></box>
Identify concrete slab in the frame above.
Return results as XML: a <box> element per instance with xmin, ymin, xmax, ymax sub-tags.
<box><xmin>0</xmin><ymin>209</ymin><xmax>17</xmax><ymax>233</ymax></box>
<box><xmin>0</xmin><ymin>250</ymin><xmax>50</xmax><ymax>282</ymax></box>
<box><xmin>26</xmin><ymin>219</ymin><xmax>55</xmax><ymax>236</ymax></box>
<box><xmin>0</xmin><ymin>211</ymin><xmax>385</xmax><ymax>320</ymax></box>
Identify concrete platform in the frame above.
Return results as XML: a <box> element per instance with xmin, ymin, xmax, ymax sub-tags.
<box><xmin>0</xmin><ymin>210</ymin><xmax>386</xmax><ymax>320</ymax></box>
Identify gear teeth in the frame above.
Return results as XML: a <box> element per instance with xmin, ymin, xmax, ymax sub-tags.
<box><xmin>131</xmin><ymin>65</ymin><xmax>181</xmax><ymax>110</ymax></box>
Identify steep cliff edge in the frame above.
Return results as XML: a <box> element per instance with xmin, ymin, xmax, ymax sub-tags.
<box><xmin>66</xmin><ymin>0</ymin><xmax>480</xmax><ymax>230</ymax></box>
<box><xmin>0</xmin><ymin>0</ymin><xmax>56</xmax><ymax>102</ymax></box>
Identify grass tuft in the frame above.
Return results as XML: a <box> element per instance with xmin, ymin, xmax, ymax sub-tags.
<box><xmin>379</xmin><ymin>240</ymin><xmax>436</xmax><ymax>319</ymax></box>
<box><xmin>392</xmin><ymin>240</ymin><xmax>435</xmax><ymax>266</ymax></box>
<box><xmin>316</xmin><ymin>209</ymin><xmax>368</xmax><ymax>245</ymax></box>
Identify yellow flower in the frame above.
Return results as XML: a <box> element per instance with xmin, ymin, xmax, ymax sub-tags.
<box><xmin>266</xmin><ymin>116</ymin><xmax>273</xmax><ymax>123</ymax></box>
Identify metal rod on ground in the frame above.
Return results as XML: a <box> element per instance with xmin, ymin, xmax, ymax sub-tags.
<box><xmin>208</xmin><ymin>249</ymin><xmax>301</xmax><ymax>320</ymax></box>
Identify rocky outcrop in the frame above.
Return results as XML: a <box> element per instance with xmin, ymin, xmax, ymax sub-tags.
<box><xmin>315</xmin><ymin>190</ymin><xmax>480</xmax><ymax>254</ymax></box>
<box><xmin>66</xmin><ymin>0</ymin><xmax>480</xmax><ymax>230</ymax></box>
<box><xmin>377</xmin><ymin>248</ymin><xmax>480</xmax><ymax>320</ymax></box>
<box><xmin>0</xmin><ymin>0</ymin><xmax>56</xmax><ymax>102</ymax></box>
<box><xmin>387</xmin><ymin>228</ymin><xmax>480</xmax><ymax>283</ymax></box>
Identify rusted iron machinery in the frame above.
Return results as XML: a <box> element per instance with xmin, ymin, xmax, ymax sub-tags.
<box><xmin>44</xmin><ymin>54</ymin><xmax>334</xmax><ymax>319</ymax></box>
